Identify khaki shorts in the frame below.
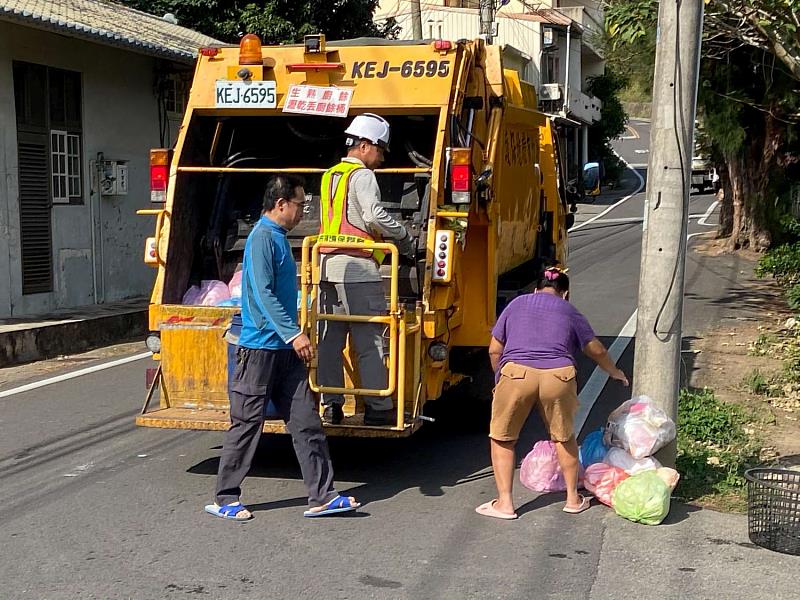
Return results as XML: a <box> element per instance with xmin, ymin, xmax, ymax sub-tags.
<box><xmin>489</xmin><ymin>362</ymin><xmax>578</xmax><ymax>443</ymax></box>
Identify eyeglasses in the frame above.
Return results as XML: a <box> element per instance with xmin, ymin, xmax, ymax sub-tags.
<box><xmin>288</xmin><ymin>198</ymin><xmax>311</xmax><ymax>214</ymax></box>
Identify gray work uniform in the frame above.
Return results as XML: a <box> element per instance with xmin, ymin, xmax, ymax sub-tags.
<box><xmin>216</xmin><ymin>347</ymin><xmax>337</xmax><ymax>508</ymax></box>
<box><xmin>318</xmin><ymin>157</ymin><xmax>412</xmax><ymax>411</ymax></box>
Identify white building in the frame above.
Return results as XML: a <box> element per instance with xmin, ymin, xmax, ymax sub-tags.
<box><xmin>375</xmin><ymin>1</ymin><xmax>605</xmax><ymax>181</ymax></box>
<box><xmin>0</xmin><ymin>0</ymin><xmax>221</xmax><ymax>317</ymax></box>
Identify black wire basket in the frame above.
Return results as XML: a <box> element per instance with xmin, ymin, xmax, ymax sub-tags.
<box><xmin>745</xmin><ymin>468</ymin><xmax>800</xmax><ymax>556</ymax></box>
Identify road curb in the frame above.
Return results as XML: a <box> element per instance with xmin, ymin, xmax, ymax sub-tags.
<box><xmin>0</xmin><ymin>308</ymin><xmax>147</xmax><ymax>368</ymax></box>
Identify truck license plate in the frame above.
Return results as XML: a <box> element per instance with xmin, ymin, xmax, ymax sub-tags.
<box><xmin>215</xmin><ymin>80</ymin><xmax>276</xmax><ymax>108</ymax></box>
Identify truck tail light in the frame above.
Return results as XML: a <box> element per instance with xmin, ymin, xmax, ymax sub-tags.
<box><xmin>200</xmin><ymin>47</ymin><xmax>221</xmax><ymax>57</ymax></box>
<box><xmin>239</xmin><ymin>33</ymin><xmax>263</xmax><ymax>65</ymax></box>
<box><xmin>150</xmin><ymin>148</ymin><xmax>169</xmax><ymax>203</ymax></box>
<box><xmin>449</xmin><ymin>147</ymin><xmax>471</xmax><ymax>204</ymax></box>
<box><xmin>432</xmin><ymin>230</ymin><xmax>454</xmax><ymax>283</ymax></box>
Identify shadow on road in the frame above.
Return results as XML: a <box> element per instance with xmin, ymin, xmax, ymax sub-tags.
<box><xmin>662</xmin><ymin>501</ymin><xmax>703</xmax><ymax>525</ymax></box>
<box><xmin>187</xmin><ymin>335</ymin><xmax>641</xmax><ymax>514</ymax></box>
<box><xmin>187</xmin><ymin>388</ymin><xmax>505</xmax><ymax>510</ymax></box>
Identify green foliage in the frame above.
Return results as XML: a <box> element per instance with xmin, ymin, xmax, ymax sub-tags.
<box><xmin>756</xmin><ymin>216</ymin><xmax>800</xmax><ymax>308</ymax></box>
<box><xmin>585</xmin><ymin>71</ymin><xmax>628</xmax><ymax>185</ymax></box>
<box><xmin>601</xmin><ymin>2</ymin><xmax>656</xmax><ymax>104</ymax></box>
<box><xmin>756</xmin><ymin>243</ymin><xmax>800</xmax><ymax>284</ymax></box>
<box><xmin>604</xmin><ymin>0</ymin><xmax>658</xmax><ymax>49</ymax></box>
<box><xmin>743</xmin><ymin>369</ymin><xmax>769</xmax><ymax>395</ymax></box>
<box><xmin>679</xmin><ymin>388</ymin><xmax>751</xmax><ymax>446</ymax></box>
<box><xmin>606</xmin><ymin>0</ymin><xmax>800</xmax><ymax>245</ymax></box>
<box><xmin>675</xmin><ymin>388</ymin><xmax>762</xmax><ymax>506</ymax></box>
<box><xmin>786</xmin><ymin>283</ymin><xmax>800</xmax><ymax>312</ymax></box>
<box><xmin>120</xmin><ymin>0</ymin><xmax>394</xmax><ymax>44</ymax></box>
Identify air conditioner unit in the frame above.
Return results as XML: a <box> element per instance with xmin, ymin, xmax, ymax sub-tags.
<box><xmin>539</xmin><ymin>83</ymin><xmax>561</xmax><ymax>100</ymax></box>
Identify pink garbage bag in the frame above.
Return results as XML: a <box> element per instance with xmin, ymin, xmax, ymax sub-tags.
<box><xmin>182</xmin><ymin>285</ymin><xmax>201</xmax><ymax>305</ymax></box>
<box><xmin>521</xmin><ymin>441</ymin><xmax>564</xmax><ymax>492</ymax></box>
<box><xmin>520</xmin><ymin>440</ymin><xmax>584</xmax><ymax>493</ymax></box>
<box><xmin>584</xmin><ymin>463</ymin><xmax>629</xmax><ymax>507</ymax></box>
<box><xmin>228</xmin><ymin>270</ymin><xmax>243</xmax><ymax>298</ymax></box>
<box><xmin>197</xmin><ymin>280</ymin><xmax>231</xmax><ymax>306</ymax></box>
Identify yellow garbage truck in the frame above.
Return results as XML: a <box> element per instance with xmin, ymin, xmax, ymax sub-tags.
<box><xmin>136</xmin><ymin>34</ymin><xmax>571</xmax><ymax>438</ymax></box>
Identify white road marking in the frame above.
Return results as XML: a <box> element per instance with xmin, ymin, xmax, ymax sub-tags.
<box><xmin>619</xmin><ymin>125</ymin><xmax>641</xmax><ymax>140</ymax></box>
<box><xmin>583</xmin><ymin>217</ymin><xmax>643</xmax><ymax>225</ymax></box>
<box><xmin>575</xmin><ymin>196</ymin><xmax>721</xmax><ymax>433</ymax></box>
<box><xmin>575</xmin><ymin>310</ymin><xmax>638</xmax><ymax>432</ymax></box>
<box><xmin>698</xmin><ymin>200</ymin><xmax>719</xmax><ymax>226</ymax></box>
<box><xmin>569</xmin><ymin>154</ymin><xmax>645</xmax><ymax>233</ymax></box>
<box><xmin>0</xmin><ymin>352</ymin><xmax>152</xmax><ymax>398</ymax></box>
<box><xmin>687</xmin><ymin>200</ymin><xmax>720</xmax><ymax>241</ymax></box>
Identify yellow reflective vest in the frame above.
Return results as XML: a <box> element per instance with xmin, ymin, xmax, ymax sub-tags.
<box><xmin>319</xmin><ymin>161</ymin><xmax>385</xmax><ymax>264</ymax></box>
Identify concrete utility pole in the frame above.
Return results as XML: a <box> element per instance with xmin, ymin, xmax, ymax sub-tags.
<box><xmin>480</xmin><ymin>0</ymin><xmax>495</xmax><ymax>45</ymax></box>
<box><xmin>632</xmin><ymin>0</ymin><xmax>705</xmax><ymax>466</ymax></box>
<box><xmin>410</xmin><ymin>0</ymin><xmax>423</xmax><ymax>40</ymax></box>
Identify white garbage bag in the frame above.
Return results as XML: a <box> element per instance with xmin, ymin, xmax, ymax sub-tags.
<box><xmin>604</xmin><ymin>447</ymin><xmax>662</xmax><ymax>475</ymax></box>
<box><xmin>604</xmin><ymin>396</ymin><xmax>677</xmax><ymax>459</ymax></box>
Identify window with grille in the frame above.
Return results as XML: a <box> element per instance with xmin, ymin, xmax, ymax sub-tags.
<box><xmin>49</xmin><ymin>131</ymin><xmax>82</xmax><ymax>203</ymax></box>
<box><xmin>445</xmin><ymin>1</ymin><xmax>481</xmax><ymax>7</ymax></box>
<box><xmin>13</xmin><ymin>61</ymin><xmax>83</xmax><ymax>294</ymax></box>
<box><xmin>164</xmin><ymin>74</ymin><xmax>188</xmax><ymax>116</ymax></box>
<box><xmin>544</xmin><ymin>54</ymin><xmax>560</xmax><ymax>84</ymax></box>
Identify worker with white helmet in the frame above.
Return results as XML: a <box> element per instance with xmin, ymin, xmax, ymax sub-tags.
<box><xmin>317</xmin><ymin>113</ymin><xmax>413</xmax><ymax>426</ymax></box>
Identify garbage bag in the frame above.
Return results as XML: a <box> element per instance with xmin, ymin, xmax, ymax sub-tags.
<box><xmin>197</xmin><ymin>280</ymin><xmax>231</xmax><ymax>306</ymax></box>
<box><xmin>520</xmin><ymin>440</ymin><xmax>565</xmax><ymax>492</ymax></box>
<box><xmin>228</xmin><ymin>271</ymin><xmax>243</xmax><ymax>298</ymax></box>
<box><xmin>216</xmin><ymin>297</ymin><xmax>241</xmax><ymax>307</ymax></box>
<box><xmin>182</xmin><ymin>284</ymin><xmax>201</xmax><ymax>305</ymax></box>
<box><xmin>583</xmin><ymin>463</ymin><xmax>629</xmax><ymax>507</ymax></box>
<box><xmin>604</xmin><ymin>447</ymin><xmax>661</xmax><ymax>475</ymax></box>
<box><xmin>655</xmin><ymin>467</ymin><xmax>680</xmax><ymax>491</ymax></box>
<box><xmin>612</xmin><ymin>470</ymin><xmax>671</xmax><ymax>525</ymax></box>
<box><xmin>604</xmin><ymin>396</ymin><xmax>676</xmax><ymax>459</ymax></box>
<box><xmin>579</xmin><ymin>428</ymin><xmax>609</xmax><ymax>469</ymax></box>
<box><xmin>520</xmin><ymin>440</ymin><xmax>583</xmax><ymax>493</ymax></box>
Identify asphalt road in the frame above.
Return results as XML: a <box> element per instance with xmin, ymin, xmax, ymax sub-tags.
<box><xmin>2</xmin><ymin>120</ymin><xmax>798</xmax><ymax>599</ymax></box>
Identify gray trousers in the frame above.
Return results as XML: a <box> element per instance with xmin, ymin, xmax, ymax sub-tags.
<box><xmin>215</xmin><ymin>347</ymin><xmax>337</xmax><ymax>508</ymax></box>
<box><xmin>317</xmin><ymin>281</ymin><xmax>392</xmax><ymax>411</ymax></box>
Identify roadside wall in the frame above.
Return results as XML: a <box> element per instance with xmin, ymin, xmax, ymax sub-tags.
<box><xmin>0</xmin><ymin>22</ymin><xmax>182</xmax><ymax>317</ymax></box>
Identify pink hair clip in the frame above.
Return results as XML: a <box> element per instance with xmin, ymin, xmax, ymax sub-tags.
<box><xmin>544</xmin><ymin>269</ymin><xmax>559</xmax><ymax>281</ymax></box>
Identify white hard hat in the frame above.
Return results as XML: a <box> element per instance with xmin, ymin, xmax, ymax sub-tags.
<box><xmin>344</xmin><ymin>113</ymin><xmax>391</xmax><ymax>151</ymax></box>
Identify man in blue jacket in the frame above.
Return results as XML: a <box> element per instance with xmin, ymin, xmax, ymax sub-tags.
<box><xmin>205</xmin><ymin>175</ymin><xmax>360</xmax><ymax>521</ymax></box>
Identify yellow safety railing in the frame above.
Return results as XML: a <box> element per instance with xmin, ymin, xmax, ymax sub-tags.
<box><xmin>303</xmin><ymin>237</ymin><xmax>399</xmax><ymax>397</ymax></box>
<box><xmin>177</xmin><ymin>167</ymin><xmax>431</xmax><ymax>175</ymax></box>
<box><xmin>300</xmin><ymin>236</ymin><xmax>421</xmax><ymax>430</ymax></box>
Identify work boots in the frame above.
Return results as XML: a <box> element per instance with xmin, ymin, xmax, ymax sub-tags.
<box><xmin>322</xmin><ymin>404</ymin><xmax>344</xmax><ymax>425</ymax></box>
<box><xmin>364</xmin><ymin>407</ymin><xmax>395</xmax><ymax>426</ymax></box>
<box><xmin>322</xmin><ymin>404</ymin><xmax>395</xmax><ymax>426</ymax></box>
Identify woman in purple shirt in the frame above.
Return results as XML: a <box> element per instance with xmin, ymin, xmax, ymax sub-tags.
<box><xmin>476</xmin><ymin>267</ymin><xmax>629</xmax><ymax>519</ymax></box>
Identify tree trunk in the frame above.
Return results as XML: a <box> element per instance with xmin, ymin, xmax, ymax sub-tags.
<box><xmin>725</xmin><ymin>154</ymin><xmax>745</xmax><ymax>250</ymax></box>
<box><xmin>717</xmin><ymin>164</ymin><xmax>733</xmax><ymax>238</ymax></box>
<box><xmin>721</xmin><ymin>109</ymin><xmax>779</xmax><ymax>252</ymax></box>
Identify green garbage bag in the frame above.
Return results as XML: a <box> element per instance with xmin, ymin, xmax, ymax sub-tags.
<box><xmin>611</xmin><ymin>470</ymin><xmax>671</xmax><ymax>525</ymax></box>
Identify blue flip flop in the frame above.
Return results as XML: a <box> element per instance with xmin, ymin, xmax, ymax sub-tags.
<box><xmin>303</xmin><ymin>495</ymin><xmax>361</xmax><ymax>518</ymax></box>
<box><xmin>204</xmin><ymin>502</ymin><xmax>253</xmax><ymax>521</ymax></box>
